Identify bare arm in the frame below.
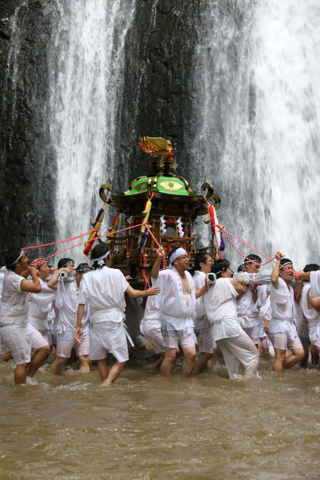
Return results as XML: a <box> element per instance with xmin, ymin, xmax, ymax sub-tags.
<box><xmin>307</xmin><ymin>291</ymin><xmax>320</xmax><ymax>312</ymax></box>
<box><xmin>75</xmin><ymin>304</ymin><xmax>85</xmax><ymax>344</ymax></box>
<box><xmin>297</xmin><ymin>270</ymin><xmax>310</xmax><ymax>281</ymax></box>
<box><xmin>229</xmin><ymin>278</ymin><xmax>246</xmax><ymax>295</ymax></box>
<box><xmin>151</xmin><ymin>249</ymin><xmax>163</xmax><ymax>280</ymax></box>
<box><xmin>20</xmin><ymin>266</ymin><xmax>41</xmax><ymax>293</ymax></box>
<box><xmin>271</xmin><ymin>253</ymin><xmax>281</xmax><ymax>289</ymax></box>
<box><xmin>195</xmin><ymin>284</ymin><xmax>208</xmax><ymax>299</ymax></box>
<box><xmin>294</xmin><ymin>279</ymin><xmax>303</xmax><ymax>303</ymax></box>
<box><xmin>20</xmin><ymin>258</ymin><xmax>42</xmax><ymax>279</ymax></box>
<box><xmin>47</xmin><ymin>265</ymin><xmax>74</xmax><ymax>289</ymax></box>
<box><xmin>125</xmin><ymin>285</ymin><xmax>160</xmax><ymax>299</ymax></box>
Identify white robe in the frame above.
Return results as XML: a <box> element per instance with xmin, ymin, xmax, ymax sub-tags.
<box><xmin>204</xmin><ymin>278</ymin><xmax>243</xmax><ymax>342</ymax></box>
<box><xmin>269</xmin><ymin>277</ymin><xmax>297</xmax><ymax>340</ymax></box>
<box><xmin>78</xmin><ymin>266</ymin><xmax>129</xmax><ymax>324</ymax></box>
<box><xmin>300</xmin><ymin>284</ymin><xmax>320</xmax><ymax>344</ymax></box>
<box><xmin>237</xmin><ymin>284</ymin><xmax>267</xmax><ymax>328</ymax></box>
<box><xmin>310</xmin><ymin>271</ymin><xmax>320</xmax><ymax>298</ymax></box>
<box><xmin>0</xmin><ymin>271</ymin><xmax>29</xmax><ymax>326</ymax></box>
<box><xmin>153</xmin><ymin>268</ymin><xmax>195</xmax><ymax>333</ymax></box>
<box><xmin>193</xmin><ymin>271</ymin><xmax>212</xmax><ymax>333</ymax></box>
<box><xmin>28</xmin><ymin>278</ymin><xmax>56</xmax><ymax>331</ymax></box>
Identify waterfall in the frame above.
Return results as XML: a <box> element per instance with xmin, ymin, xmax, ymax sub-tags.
<box><xmin>194</xmin><ymin>0</ymin><xmax>320</xmax><ymax>270</ymax></box>
<box><xmin>48</xmin><ymin>0</ymin><xmax>136</xmax><ymax>264</ymax></box>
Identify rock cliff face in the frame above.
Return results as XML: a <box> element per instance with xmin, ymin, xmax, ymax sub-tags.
<box><xmin>0</xmin><ymin>1</ymin><xmax>57</xmax><ymax>262</ymax></box>
<box><xmin>0</xmin><ymin>0</ymin><xmax>203</xmax><ymax>263</ymax></box>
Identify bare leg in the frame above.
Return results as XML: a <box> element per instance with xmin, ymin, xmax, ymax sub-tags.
<box><xmin>258</xmin><ymin>340</ymin><xmax>265</xmax><ymax>361</ymax></box>
<box><xmin>14</xmin><ymin>364</ymin><xmax>28</xmax><ymax>385</ymax></box>
<box><xmin>273</xmin><ymin>348</ymin><xmax>287</xmax><ymax>372</ymax></box>
<box><xmin>206</xmin><ymin>356</ymin><xmax>213</xmax><ymax>368</ymax></box>
<box><xmin>152</xmin><ymin>353</ymin><xmax>165</xmax><ymax>369</ymax></box>
<box><xmin>78</xmin><ymin>355</ymin><xmax>90</xmax><ymax>372</ymax></box>
<box><xmin>310</xmin><ymin>344</ymin><xmax>319</xmax><ymax>365</ymax></box>
<box><xmin>283</xmin><ymin>348</ymin><xmax>305</xmax><ymax>369</ymax></box>
<box><xmin>27</xmin><ymin>345</ymin><xmax>50</xmax><ymax>378</ymax></box>
<box><xmin>98</xmin><ymin>358</ymin><xmax>108</xmax><ymax>381</ymax></box>
<box><xmin>102</xmin><ymin>361</ymin><xmax>126</xmax><ymax>385</ymax></box>
<box><xmin>181</xmin><ymin>347</ymin><xmax>196</xmax><ymax>377</ymax></box>
<box><xmin>160</xmin><ymin>347</ymin><xmax>177</xmax><ymax>376</ymax></box>
<box><xmin>50</xmin><ymin>355</ymin><xmax>69</xmax><ymax>374</ymax></box>
<box><xmin>193</xmin><ymin>352</ymin><xmax>213</xmax><ymax>374</ymax></box>
<box><xmin>0</xmin><ymin>351</ymin><xmax>13</xmax><ymax>361</ymax></box>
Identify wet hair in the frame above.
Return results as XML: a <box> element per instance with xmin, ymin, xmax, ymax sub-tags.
<box><xmin>211</xmin><ymin>259</ymin><xmax>230</xmax><ymax>279</ymax></box>
<box><xmin>237</xmin><ymin>264</ymin><xmax>246</xmax><ymax>272</ymax></box>
<box><xmin>279</xmin><ymin>258</ymin><xmax>293</xmax><ymax>270</ymax></box>
<box><xmin>90</xmin><ymin>244</ymin><xmax>110</xmax><ymax>269</ymax></box>
<box><xmin>244</xmin><ymin>254</ymin><xmax>261</xmax><ymax>264</ymax></box>
<box><xmin>57</xmin><ymin>258</ymin><xmax>74</xmax><ymax>270</ymax></box>
<box><xmin>194</xmin><ymin>252</ymin><xmax>210</xmax><ymax>271</ymax></box>
<box><xmin>4</xmin><ymin>248</ymin><xmax>23</xmax><ymax>271</ymax></box>
<box><xmin>303</xmin><ymin>264</ymin><xmax>320</xmax><ymax>273</ymax></box>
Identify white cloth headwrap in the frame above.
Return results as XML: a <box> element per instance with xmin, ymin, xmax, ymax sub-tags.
<box><xmin>61</xmin><ymin>260</ymin><xmax>74</xmax><ymax>268</ymax></box>
<box><xmin>89</xmin><ymin>251</ymin><xmax>109</xmax><ymax>268</ymax></box>
<box><xmin>279</xmin><ymin>261</ymin><xmax>292</xmax><ymax>269</ymax></box>
<box><xmin>9</xmin><ymin>250</ymin><xmax>24</xmax><ymax>266</ymax></box>
<box><xmin>169</xmin><ymin>248</ymin><xmax>187</xmax><ymax>268</ymax></box>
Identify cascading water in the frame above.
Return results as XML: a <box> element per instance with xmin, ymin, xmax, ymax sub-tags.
<box><xmin>48</xmin><ymin>0</ymin><xmax>136</xmax><ymax>264</ymax></box>
<box><xmin>194</xmin><ymin>0</ymin><xmax>320</xmax><ymax>270</ymax></box>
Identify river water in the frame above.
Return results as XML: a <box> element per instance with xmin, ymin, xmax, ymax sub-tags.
<box><xmin>1</xmin><ymin>348</ymin><xmax>320</xmax><ymax>479</ymax></box>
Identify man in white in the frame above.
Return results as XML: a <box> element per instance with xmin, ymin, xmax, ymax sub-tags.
<box><xmin>298</xmin><ymin>264</ymin><xmax>320</xmax><ymax>367</ymax></box>
<box><xmin>75</xmin><ymin>244</ymin><xmax>160</xmax><ymax>385</ymax></box>
<box><xmin>0</xmin><ymin>248</ymin><xmax>50</xmax><ymax>384</ymax></box>
<box><xmin>236</xmin><ymin>254</ymin><xmax>267</xmax><ymax>348</ymax></box>
<box><xmin>140</xmin><ymin>295</ymin><xmax>165</xmax><ymax>369</ymax></box>
<box><xmin>203</xmin><ymin>259</ymin><xmax>259</xmax><ymax>379</ymax></box>
<box><xmin>151</xmin><ymin>246</ymin><xmax>208</xmax><ymax>377</ymax></box>
<box><xmin>192</xmin><ymin>252</ymin><xmax>214</xmax><ymax>374</ymax></box>
<box><xmin>48</xmin><ymin>258</ymin><xmax>91</xmax><ymax>374</ymax></box>
<box><xmin>28</xmin><ymin>262</ymin><xmax>56</xmax><ymax>347</ymax></box>
<box><xmin>269</xmin><ymin>254</ymin><xmax>304</xmax><ymax>372</ymax></box>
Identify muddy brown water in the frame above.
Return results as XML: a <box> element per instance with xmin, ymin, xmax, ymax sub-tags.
<box><xmin>0</xmin><ymin>348</ymin><xmax>320</xmax><ymax>480</ymax></box>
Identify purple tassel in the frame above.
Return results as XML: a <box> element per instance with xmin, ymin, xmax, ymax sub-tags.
<box><xmin>220</xmin><ymin>232</ymin><xmax>225</xmax><ymax>251</ymax></box>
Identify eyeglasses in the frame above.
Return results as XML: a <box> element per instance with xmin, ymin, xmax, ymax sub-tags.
<box><xmin>206</xmin><ymin>260</ymin><xmax>214</xmax><ymax>263</ymax></box>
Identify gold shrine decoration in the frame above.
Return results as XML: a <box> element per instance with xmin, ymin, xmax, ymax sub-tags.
<box><xmin>139</xmin><ymin>136</ymin><xmax>173</xmax><ymax>162</ymax></box>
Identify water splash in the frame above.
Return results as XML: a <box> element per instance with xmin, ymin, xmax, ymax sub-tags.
<box><xmin>48</xmin><ymin>0</ymin><xmax>136</xmax><ymax>264</ymax></box>
<box><xmin>194</xmin><ymin>0</ymin><xmax>320</xmax><ymax>270</ymax></box>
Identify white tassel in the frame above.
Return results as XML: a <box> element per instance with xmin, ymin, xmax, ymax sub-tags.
<box><xmin>177</xmin><ymin>218</ymin><xmax>184</xmax><ymax>238</ymax></box>
<box><xmin>160</xmin><ymin>215</ymin><xmax>167</xmax><ymax>235</ymax></box>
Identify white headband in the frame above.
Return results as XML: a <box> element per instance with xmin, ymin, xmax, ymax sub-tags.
<box><xmin>169</xmin><ymin>248</ymin><xmax>187</xmax><ymax>267</ymax></box>
<box><xmin>280</xmin><ymin>261</ymin><xmax>292</xmax><ymax>269</ymax></box>
<box><xmin>60</xmin><ymin>260</ymin><xmax>74</xmax><ymax>268</ymax></box>
<box><xmin>89</xmin><ymin>251</ymin><xmax>109</xmax><ymax>268</ymax></box>
<box><xmin>9</xmin><ymin>250</ymin><xmax>24</xmax><ymax>266</ymax></box>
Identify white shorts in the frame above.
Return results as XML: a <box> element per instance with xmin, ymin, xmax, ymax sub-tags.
<box><xmin>142</xmin><ymin>322</ymin><xmax>165</xmax><ymax>354</ymax></box>
<box><xmin>56</xmin><ymin>329</ymin><xmax>90</xmax><ymax>358</ymax></box>
<box><xmin>0</xmin><ymin>324</ymin><xmax>48</xmax><ymax>365</ymax></box>
<box><xmin>242</xmin><ymin>325</ymin><xmax>260</xmax><ymax>345</ymax></box>
<box><xmin>195</xmin><ymin>329</ymin><xmax>214</xmax><ymax>354</ymax></box>
<box><xmin>89</xmin><ymin>321</ymin><xmax>129</xmax><ymax>363</ymax></box>
<box><xmin>269</xmin><ymin>333</ymin><xmax>303</xmax><ymax>351</ymax></box>
<box><xmin>162</xmin><ymin>333</ymin><xmax>195</xmax><ymax>350</ymax></box>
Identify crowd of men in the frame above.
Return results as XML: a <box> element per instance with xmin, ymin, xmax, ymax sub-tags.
<box><xmin>0</xmin><ymin>243</ymin><xmax>320</xmax><ymax>386</ymax></box>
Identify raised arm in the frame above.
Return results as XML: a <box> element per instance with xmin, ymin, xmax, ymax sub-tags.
<box><xmin>195</xmin><ymin>282</ymin><xmax>208</xmax><ymax>299</ymax></box>
<box><xmin>47</xmin><ymin>265</ymin><xmax>74</xmax><ymax>289</ymax></box>
<box><xmin>151</xmin><ymin>249</ymin><xmax>163</xmax><ymax>280</ymax></box>
<box><xmin>271</xmin><ymin>253</ymin><xmax>281</xmax><ymax>289</ymax></box>
<box><xmin>20</xmin><ymin>266</ymin><xmax>41</xmax><ymax>293</ymax></box>
<box><xmin>294</xmin><ymin>278</ymin><xmax>303</xmax><ymax>303</ymax></box>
